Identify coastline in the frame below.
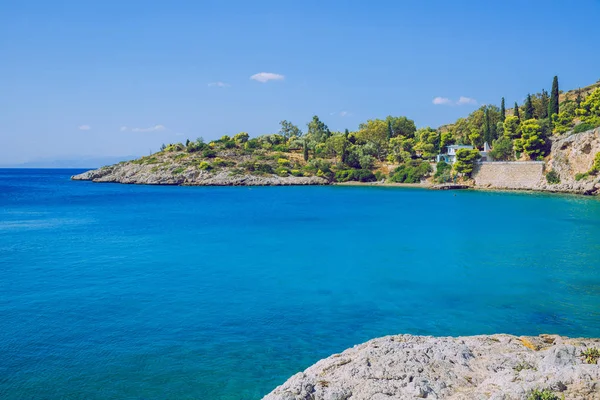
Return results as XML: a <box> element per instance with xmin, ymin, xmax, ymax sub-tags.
<box><xmin>264</xmin><ymin>333</ymin><xmax>600</xmax><ymax>400</ymax></box>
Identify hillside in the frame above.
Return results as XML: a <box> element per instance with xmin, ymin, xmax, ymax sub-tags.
<box><xmin>73</xmin><ymin>78</ymin><xmax>600</xmax><ymax>193</ymax></box>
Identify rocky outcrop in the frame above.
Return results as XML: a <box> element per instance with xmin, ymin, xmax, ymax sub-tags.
<box><xmin>71</xmin><ymin>163</ymin><xmax>329</xmax><ymax>186</ymax></box>
<box><xmin>264</xmin><ymin>334</ymin><xmax>600</xmax><ymax>400</ymax></box>
<box><xmin>472</xmin><ymin>127</ymin><xmax>600</xmax><ymax>195</ymax></box>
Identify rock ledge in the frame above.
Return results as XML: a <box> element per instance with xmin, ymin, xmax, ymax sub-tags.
<box><xmin>264</xmin><ymin>334</ymin><xmax>600</xmax><ymax>400</ymax></box>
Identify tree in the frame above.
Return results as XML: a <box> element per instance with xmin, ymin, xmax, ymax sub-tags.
<box><xmin>552</xmin><ymin>101</ymin><xmax>577</xmax><ymax>134</ymax></box>
<box><xmin>503</xmin><ymin>116</ymin><xmax>521</xmax><ymax>139</ymax></box>
<box><xmin>385</xmin><ymin>116</ymin><xmax>417</xmax><ymax>138</ymax></box>
<box><xmin>515</xmin><ymin>119</ymin><xmax>546</xmax><ymax>159</ymax></box>
<box><xmin>307</xmin><ymin>116</ymin><xmax>330</xmax><ymax>143</ymax></box>
<box><xmin>500</xmin><ymin>97</ymin><xmax>506</xmax><ymax>122</ymax></box>
<box><xmin>576</xmin><ymin>87</ymin><xmax>600</xmax><ymax>126</ymax></box>
<box><xmin>278</xmin><ymin>120</ymin><xmax>302</xmax><ymax>139</ymax></box>
<box><xmin>524</xmin><ymin>94</ymin><xmax>534</xmax><ymax>120</ymax></box>
<box><xmin>387</xmin><ymin>120</ymin><xmax>393</xmax><ymax>140</ymax></box>
<box><xmin>414</xmin><ymin>127</ymin><xmax>440</xmax><ymax>159</ymax></box>
<box><xmin>534</xmin><ymin>90</ymin><xmax>549</xmax><ymax>119</ymax></box>
<box><xmin>483</xmin><ymin>107</ymin><xmax>493</xmax><ymax>146</ymax></box>
<box><xmin>233</xmin><ymin>132</ymin><xmax>249</xmax><ymax>144</ymax></box>
<box><xmin>341</xmin><ymin>129</ymin><xmax>350</xmax><ymax>164</ymax></box>
<box><xmin>440</xmin><ymin>131</ymin><xmax>455</xmax><ymax>151</ymax></box>
<box><xmin>453</xmin><ymin>148</ymin><xmax>481</xmax><ymax>176</ymax></box>
<box><xmin>490</xmin><ymin>137</ymin><xmax>513</xmax><ymax>161</ymax></box>
<box><xmin>548</xmin><ymin>75</ymin><xmax>559</xmax><ymax>117</ymax></box>
<box><xmin>303</xmin><ymin>140</ymin><xmax>309</xmax><ymax>161</ymax></box>
<box><xmin>356</xmin><ymin>119</ymin><xmax>389</xmax><ymax>160</ymax></box>
<box><xmin>514</xmin><ymin>102</ymin><xmax>521</xmax><ymax>121</ymax></box>
<box><xmin>575</xmin><ymin>89</ymin><xmax>583</xmax><ymax>107</ymax></box>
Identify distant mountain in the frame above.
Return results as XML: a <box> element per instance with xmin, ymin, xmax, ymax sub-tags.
<box><xmin>2</xmin><ymin>156</ymin><xmax>138</xmax><ymax>169</ymax></box>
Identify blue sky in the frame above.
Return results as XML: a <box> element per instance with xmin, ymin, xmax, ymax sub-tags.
<box><xmin>1</xmin><ymin>0</ymin><xmax>599</xmax><ymax>165</ymax></box>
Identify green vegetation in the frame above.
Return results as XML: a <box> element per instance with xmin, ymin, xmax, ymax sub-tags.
<box><xmin>527</xmin><ymin>389</ymin><xmax>561</xmax><ymax>400</ymax></box>
<box><xmin>454</xmin><ymin>149</ymin><xmax>481</xmax><ymax>176</ymax></box>
<box><xmin>131</xmin><ymin>77</ymin><xmax>600</xmax><ymax>185</ymax></box>
<box><xmin>581</xmin><ymin>347</ymin><xmax>600</xmax><ymax>364</ymax></box>
<box><xmin>546</xmin><ymin>170</ymin><xmax>560</xmax><ymax>184</ymax></box>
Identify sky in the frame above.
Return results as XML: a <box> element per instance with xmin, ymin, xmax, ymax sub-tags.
<box><xmin>1</xmin><ymin>0</ymin><xmax>599</xmax><ymax>165</ymax></box>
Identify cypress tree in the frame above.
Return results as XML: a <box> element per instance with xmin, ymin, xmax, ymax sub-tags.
<box><xmin>548</xmin><ymin>75</ymin><xmax>559</xmax><ymax>117</ymax></box>
<box><xmin>514</xmin><ymin>102</ymin><xmax>520</xmax><ymax>121</ymax></box>
<box><xmin>341</xmin><ymin>129</ymin><xmax>350</xmax><ymax>164</ymax></box>
<box><xmin>524</xmin><ymin>94</ymin><xmax>534</xmax><ymax>120</ymax></box>
<box><xmin>483</xmin><ymin>107</ymin><xmax>492</xmax><ymax>146</ymax></box>
<box><xmin>575</xmin><ymin>88</ymin><xmax>582</xmax><ymax>107</ymax></box>
<box><xmin>387</xmin><ymin>120</ymin><xmax>393</xmax><ymax>140</ymax></box>
<box><xmin>303</xmin><ymin>140</ymin><xmax>309</xmax><ymax>162</ymax></box>
<box><xmin>500</xmin><ymin>97</ymin><xmax>506</xmax><ymax>122</ymax></box>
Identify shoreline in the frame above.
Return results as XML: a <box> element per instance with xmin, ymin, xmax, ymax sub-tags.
<box><xmin>264</xmin><ymin>333</ymin><xmax>600</xmax><ymax>400</ymax></box>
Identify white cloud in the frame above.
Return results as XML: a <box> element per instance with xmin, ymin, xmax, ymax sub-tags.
<box><xmin>208</xmin><ymin>81</ymin><xmax>230</xmax><ymax>88</ymax></box>
<box><xmin>121</xmin><ymin>125</ymin><xmax>166</xmax><ymax>133</ymax></box>
<box><xmin>329</xmin><ymin>110</ymin><xmax>352</xmax><ymax>117</ymax></box>
<box><xmin>433</xmin><ymin>97</ymin><xmax>452</xmax><ymax>105</ymax></box>
<box><xmin>457</xmin><ymin>96</ymin><xmax>477</xmax><ymax>105</ymax></box>
<box><xmin>433</xmin><ymin>96</ymin><xmax>477</xmax><ymax>106</ymax></box>
<box><xmin>250</xmin><ymin>72</ymin><xmax>285</xmax><ymax>83</ymax></box>
<box><xmin>78</xmin><ymin>125</ymin><xmax>91</xmax><ymax>130</ymax></box>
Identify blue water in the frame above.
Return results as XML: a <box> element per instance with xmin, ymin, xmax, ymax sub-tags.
<box><xmin>1</xmin><ymin>169</ymin><xmax>599</xmax><ymax>399</ymax></box>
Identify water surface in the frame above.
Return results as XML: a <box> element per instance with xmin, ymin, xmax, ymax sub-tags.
<box><xmin>1</xmin><ymin>169</ymin><xmax>599</xmax><ymax>399</ymax></box>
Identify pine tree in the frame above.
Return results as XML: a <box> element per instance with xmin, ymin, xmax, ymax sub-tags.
<box><xmin>548</xmin><ymin>75</ymin><xmax>559</xmax><ymax>117</ymax></box>
<box><xmin>500</xmin><ymin>97</ymin><xmax>506</xmax><ymax>122</ymax></box>
<box><xmin>524</xmin><ymin>94</ymin><xmax>534</xmax><ymax>120</ymax></box>
<box><xmin>514</xmin><ymin>102</ymin><xmax>521</xmax><ymax>121</ymax></box>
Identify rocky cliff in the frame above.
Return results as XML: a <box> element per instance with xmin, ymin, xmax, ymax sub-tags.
<box><xmin>472</xmin><ymin>127</ymin><xmax>600</xmax><ymax>195</ymax></box>
<box><xmin>264</xmin><ymin>334</ymin><xmax>600</xmax><ymax>400</ymax></box>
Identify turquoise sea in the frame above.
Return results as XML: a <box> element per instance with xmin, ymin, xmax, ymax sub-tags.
<box><xmin>1</xmin><ymin>169</ymin><xmax>599</xmax><ymax>399</ymax></box>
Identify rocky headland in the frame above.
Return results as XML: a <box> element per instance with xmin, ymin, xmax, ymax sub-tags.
<box><xmin>264</xmin><ymin>334</ymin><xmax>600</xmax><ymax>400</ymax></box>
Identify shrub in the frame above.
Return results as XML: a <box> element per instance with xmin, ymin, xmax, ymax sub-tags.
<box><xmin>277</xmin><ymin>158</ymin><xmax>291</xmax><ymax>167</ymax></box>
<box><xmin>254</xmin><ymin>163</ymin><xmax>273</xmax><ymax>174</ymax></box>
<box><xmin>592</xmin><ymin>152</ymin><xmax>600</xmax><ymax>173</ymax></box>
<box><xmin>202</xmin><ymin>148</ymin><xmax>217</xmax><ymax>158</ymax></box>
<box><xmin>198</xmin><ymin>161</ymin><xmax>211</xmax><ymax>170</ymax></box>
<box><xmin>546</xmin><ymin>170</ymin><xmax>560</xmax><ymax>184</ymax></box>
<box><xmin>211</xmin><ymin>158</ymin><xmax>231</xmax><ymax>168</ymax></box>
<box><xmin>272</xmin><ymin>144</ymin><xmax>290</xmax><ymax>152</ymax></box>
<box><xmin>172</xmin><ymin>167</ymin><xmax>185</xmax><ymax>175</ymax></box>
<box><xmin>434</xmin><ymin>161</ymin><xmax>452</xmax><ymax>183</ymax></box>
<box><xmin>575</xmin><ymin>172</ymin><xmax>589</xmax><ymax>181</ymax></box>
<box><xmin>526</xmin><ymin>389</ymin><xmax>560</xmax><ymax>400</ymax></box>
<box><xmin>334</xmin><ymin>169</ymin><xmax>376</xmax><ymax>183</ymax></box>
<box><xmin>581</xmin><ymin>347</ymin><xmax>600</xmax><ymax>364</ymax></box>
<box><xmin>290</xmin><ymin>169</ymin><xmax>303</xmax><ymax>177</ymax></box>
<box><xmin>574</xmin><ymin>122</ymin><xmax>596</xmax><ymax>133</ymax></box>
<box><xmin>274</xmin><ymin>167</ymin><xmax>289</xmax><ymax>177</ymax></box>
<box><xmin>389</xmin><ymin>160</ymin><xmax>432</xmax><ymax>183</ymax></box>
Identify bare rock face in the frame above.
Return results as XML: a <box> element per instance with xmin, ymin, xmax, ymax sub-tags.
<box><xmin>263</xmin><ymin>334</ymin><xmax>600</xmax><ymax>400</ymax></box>
<box><xmin>537</xmin><ymin>127</ymin><xmax>600</xmax><ymax>195</ymax></box>
<box><xmin>71</xmin><ymin>163</ymin><xmax>329</xmax><ymax>186</ymax></box>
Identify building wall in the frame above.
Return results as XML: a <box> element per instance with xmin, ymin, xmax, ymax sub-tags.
<box><xmin>472</xmin><ymin>162</ymin><xmax>545</xmax><ymax>190</ymax></box>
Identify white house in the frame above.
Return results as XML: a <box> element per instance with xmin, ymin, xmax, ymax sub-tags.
<box><xmin>436</xmin><ymin>142</ymin><xmax>493</xmax><ymax>164</ymax></box>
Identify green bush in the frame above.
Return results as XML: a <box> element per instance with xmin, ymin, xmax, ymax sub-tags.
<box><xmin>211</xmin><ymin>158</ymin><xmax>232</xmax><ymax>168</ymax></box>
<box><xmin>253</xmin><ymin>163</ymin><xmax>273</xmax><ymax>174</ymax></box>
<box><xmin>202</xmin><ymin>148</ymin><xmax>217</xmax><ymax>158</ymax></box>
<box><xmin>575</xmin><ymin>172</ymin><xmax>589</xmax><ymax>181</ymax></box>
<box><xmin>275</xmin><ymin>167</ymin><xmax>289</xmax><ymax>177</ymax></box>
<box><xmin>172</xmin><ymin>167</ymin><xmax>185</xmax><ymax>175</ymax></box>
<box><xmin>290</xmin><ymin>169</ymin><xmax>303</xmax><ymax>177</ymax></box>
<box><xmin>573</xmin><ymin>122</ymin><xmax>597</xmax><ymax>133</ymax></box>
<box><xmin>277</xmin><ymin>158</ymin><xmax>291</xmax><ymax>167</ymax></box>
<box><xmin>592</xmin><ymin>152</ymin><xmax>600</xmax><ymax>173</ymax></box>
<box><xmin>546</xmin><ymin>170</ymin><xmax>560</xmax><ymax>184</ymax></box>
<box><xmin>389</xmin><ymin>160</ymin><xmax>432</xmax><ymax>183</ymax></box>
<box><xmin>272</xmin><ymin>144</ymin><xmax>290</xmax><ymax>152</ymax></box>
<box><xmin>527</xmin><ymin>389</ymin><xmax>560</xmax><ymax>400</ymax></box>
<box><xmin>581</xmin><ymin>347</ymin><xmax>600</xmax><ymax>364</ymax></box>
<box><xmin>434</xmin><ymin>161</ymin><xmax>452</xmax><ymax>183</ymax></box>
<box><xmin>334</xmin><ymin>169</ymin><xmax>376</xmax><ymax>182</ymax></box>
<box><xmin>198</xmin><ymin>161</ymin><xmax>212</xmax><ymax>170</ymax></box>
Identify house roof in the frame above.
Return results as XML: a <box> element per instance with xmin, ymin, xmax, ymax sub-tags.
<box><xmin>447</xmin><ymin>145</ymin><xmax>474</xmax><ymax>149</ymax></box>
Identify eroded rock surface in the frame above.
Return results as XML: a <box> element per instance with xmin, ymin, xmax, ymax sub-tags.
<box><xmin>264</xmin><ymin>334</ymin><xmax>600</xmax><ymax>400</ymax></box>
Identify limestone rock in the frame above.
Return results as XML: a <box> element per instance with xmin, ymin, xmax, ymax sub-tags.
<box><xmin>263</xmin><ymin>334</ymin><xmax>600</xmax><ymax>400</ymax></box>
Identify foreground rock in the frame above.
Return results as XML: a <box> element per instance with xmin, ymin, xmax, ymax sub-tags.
<box><xmin>264</xmin><ymin>334</ymin><xmax>600</xmax><ymax>400</ymax></box>
<box><xmin>71</xmin><ymin>164</ymin><xmax>328</xmax><ymax>186</ymax></box>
